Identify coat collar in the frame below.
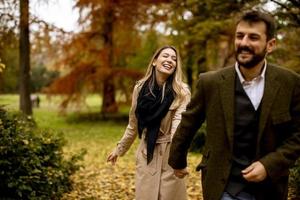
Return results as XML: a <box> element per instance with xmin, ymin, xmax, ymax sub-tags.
<box><xmin>218</xmin><ymin>64</ymin><xmax>281</xmax><ymax>152</ymax></box>
<box><xmin>256</xmin><ymin>64</ymin><xmax>281</xmax><ymax>152</ymax></box>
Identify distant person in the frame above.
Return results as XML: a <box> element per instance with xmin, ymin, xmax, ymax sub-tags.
<box><xmin>31</xmin><ymin>94</ymin><xmax>40</xmax><ymax>108</ymax></box>
<box><xmin>107</xmin><ymin>45</ymin><xmax>191</xmax><ymax>200</ymax></box>
<box><xmin>168</xmin><ymin>11</ymin><xmax>300</xmax><ymax>200</ymax></box>
<box><xmin>36</xmin><ymin>95</ymin><xmax>40</xmax><ymax>107</ymax></box>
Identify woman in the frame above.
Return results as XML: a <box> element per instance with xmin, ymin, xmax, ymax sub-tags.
<box><xmin>107</xmin><ymin>45</ymin><xmax>191</xmax><ymax>200</ymax></box>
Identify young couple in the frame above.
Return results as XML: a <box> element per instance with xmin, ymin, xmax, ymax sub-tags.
<box><xmin>107</xmin><ymin>10</ymin><xmax>300</xmax><ymax>200</ymax></box>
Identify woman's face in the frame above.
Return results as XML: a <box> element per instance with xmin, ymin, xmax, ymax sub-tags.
<box><xmin>154</xmin><ymin>48</ymin><xmax>177</xmax><ymax>77</ymax></box>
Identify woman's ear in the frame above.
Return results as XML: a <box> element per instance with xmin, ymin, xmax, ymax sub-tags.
<box><xmin>152</xmin><ymin>59</ymin><xmax>157</xmax><ymax>67</ymax></box>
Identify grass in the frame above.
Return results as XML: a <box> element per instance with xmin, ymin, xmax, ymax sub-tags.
<box><xmin>0</xmin><ymin>94</ymin><xmax>203</xmax><ymax>199</ymax></box>
<box><xmin>1</xmin><ymin>94</ymin><xmax>299</xmax><ymax>199</ymax></box>
<box><xmin>0</xmin><ymin>93</ymin><xmax>138</xmax><ymax>167</ymax></box>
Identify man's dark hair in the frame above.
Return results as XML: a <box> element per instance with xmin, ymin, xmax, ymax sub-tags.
<box><xmin>237</xmin><ymin>10</ymin><xmax>276</xmax><ymax>41</ymax></box>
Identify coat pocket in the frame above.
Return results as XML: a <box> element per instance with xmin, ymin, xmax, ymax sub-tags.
<box><xmin>271</xmin><ymin>112</ymin><xmax>294</xmax><ymax>144</ymax></box>
<box><xmin>136</xmin><ymin>146</ymin><xmax>158</xmax><ymax>176</ymax></box>
<box><xmin>196</xmin><ymin>149</ymin><xmax>210</xmax><ymax>171</ymax></box>
<box><xmin>196</xmin><ymin>149</ymin><xmax>210</xmax><ymax>184</ymax></box>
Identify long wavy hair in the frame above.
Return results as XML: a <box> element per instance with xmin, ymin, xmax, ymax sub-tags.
<box><xmin>138</xmin><ymin>45</ymin><xmax>187</xmax><ymax>106</ymax></box>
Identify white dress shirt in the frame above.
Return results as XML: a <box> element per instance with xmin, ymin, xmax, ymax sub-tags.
<box><xmin>235</xmin><ymin>60</ymin><xmax>267</xmax><ymax>110</ymax></box>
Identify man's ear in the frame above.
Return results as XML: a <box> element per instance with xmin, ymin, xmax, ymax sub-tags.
<box><xmin>267</xmin><ymin>38</ymin><xmax>276</xmax><ymax>54</ymax></box>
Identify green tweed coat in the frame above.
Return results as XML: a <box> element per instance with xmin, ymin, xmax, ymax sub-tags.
<box><xmin>169</xmin><ymin>64</ymin><xmax>300</xmax><ymax>200</ymax></box>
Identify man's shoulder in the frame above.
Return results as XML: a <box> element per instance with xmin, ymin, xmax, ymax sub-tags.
<box><xmin>268</xmin><ymin>63</ymin><xmax>300</xmax><ymax>79</ymax></box>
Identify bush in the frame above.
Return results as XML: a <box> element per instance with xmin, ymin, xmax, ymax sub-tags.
<box><xmin>290</xmin><ymin>159</ymin><xmax>300</xmax><ymax>197</ymax></box>
<box><xmin>0</xmin><ymin>108</ymin><xmax>85</xmax><ymax>199</ymax></box>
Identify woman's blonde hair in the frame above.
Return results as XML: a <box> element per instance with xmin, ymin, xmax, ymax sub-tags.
<box><xmin>138</xmin><ymin>45</ymin><xmax>187</xmax><ymax>105</ymax></box>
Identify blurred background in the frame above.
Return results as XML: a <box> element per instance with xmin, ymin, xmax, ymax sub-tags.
<box><xmin>0</xmin><ymin>0</ymin><xmax>299</xmax><ymax>199</ymax></box>
<box><xmin>0</xmin><ymin>0</ymin><xmax>299</xmax><ymax>115</ymax></box>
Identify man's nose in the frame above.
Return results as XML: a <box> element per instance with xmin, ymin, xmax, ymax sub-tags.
<box><xmin>240</xmin><ymin>36</ymin><xmax>250</xmax><ymax>46</ymax></box>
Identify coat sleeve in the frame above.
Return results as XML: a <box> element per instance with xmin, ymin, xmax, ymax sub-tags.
<box><xmin>168</xmin><ymin>76</ymin><xmax>207</xmax><ymax>169</ymax></box>
<box><xmin>260</xmin><ymin>74</ymin><xmax>300</xmax><ymax>180</ymax></box>
<box><xmin>170</xmin><ymin>85</ymin><xmax>191</xmax><ymax>139</ymax></box>
<box><xmin>114</xmin><ymin>84</ymin><xmax>140</xmax><ymax>156</ymax></box>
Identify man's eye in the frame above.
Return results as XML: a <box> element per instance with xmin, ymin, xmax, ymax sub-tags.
<box><xmin>249</xmin><ymin>36</ymin><xmax>259</xmax><ymax>40</ymax></box>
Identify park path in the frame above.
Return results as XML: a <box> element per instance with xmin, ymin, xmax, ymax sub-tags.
<box><xmin>61</xmin><ymin>153</ymin><xmax>298</xmax><ymax>200</ymax></box>
<box><xmin>62</xmin><ymin>156</ymin><xmax>203</xmax><ymax>200</ymax></box>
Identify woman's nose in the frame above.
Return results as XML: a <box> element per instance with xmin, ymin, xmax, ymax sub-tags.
<box><xmin>165</xmin><ymin>57</ymin><xmax>173</xmax><ymax>63</ymax></box>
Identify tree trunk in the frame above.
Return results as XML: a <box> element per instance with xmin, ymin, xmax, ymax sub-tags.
<box><xmin>19</xmin><ymin>0</ymin><xmax>32</xmax><ymax>115</ymax></box>
<box><xmin>184</xmin><ymin>42</ymin><xmax>194</xmax><ymax>90</ymax></box>
<box><xmin>101</xmin><ymin>1</ymin><xmax>118</xmax><ymax>114</ymax></box>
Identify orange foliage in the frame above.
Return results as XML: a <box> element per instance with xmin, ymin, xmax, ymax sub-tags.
<box><xmin>44</xmin><ymin>0</ymin><xmax>172</xmax><ymax>113</ymax></box>
<box><xmin>43</xmin><ymin>65</ymin><xmax>143</xmax><ymax>112</ymax></box>
<box><xmin>44</xmin><ymin>66</ymin><xmax>143</xmax><ymax>95</ymax></box>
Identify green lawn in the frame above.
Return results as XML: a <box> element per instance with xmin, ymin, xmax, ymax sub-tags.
<box><xmin>0</xmin><ymin>94</ymin><xmax>203</xmax><ymax>199</ymax></box>
<box><xmin>0</xmin><ymin>94</ymin><xmax>136</xmax><ymax>166</ymax></box>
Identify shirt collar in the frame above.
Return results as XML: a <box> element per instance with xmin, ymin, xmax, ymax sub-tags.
<box><xmin>235</xmin><ymin>59</ymin><xmax>267</xmax><ymax>83</ymax></box>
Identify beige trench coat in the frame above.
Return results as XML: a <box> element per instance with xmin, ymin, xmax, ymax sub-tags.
<box><xmin>115</xmin><ymin>82</ymin><xmax>191</xmax><ymax>200</ymax></box>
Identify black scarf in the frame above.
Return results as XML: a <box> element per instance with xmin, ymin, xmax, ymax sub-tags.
<box><xmin>135</xmin><ymin>78</ymin><xmax>174</xmax><ymax>164</ymax></box>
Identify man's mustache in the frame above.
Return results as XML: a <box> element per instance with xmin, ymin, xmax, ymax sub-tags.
<box><xmin>237</xmin><ymin>46</ymin><xmax>254</xmax><ymax>54</ymax></box>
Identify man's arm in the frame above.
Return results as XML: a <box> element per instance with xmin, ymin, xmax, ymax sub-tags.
<box><xmin>260</xmin><ymin>74</ymin><xmax>300</xmax><ymax>180</ymax></box>
<box><xmin>168</xmin><ymin>76</ymin><xmax>207</xmax><ymax>170</ymax></box>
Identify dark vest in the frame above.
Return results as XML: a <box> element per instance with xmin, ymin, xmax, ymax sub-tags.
<box><xmin>226</xmin><ymin>76</ymin><xmax>261</xmax><ymax>196</ymax></box>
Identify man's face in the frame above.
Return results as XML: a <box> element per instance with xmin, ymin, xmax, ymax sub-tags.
<box><xmin>234</xmin><ymin>21</ymin><xmax>275</xmax><ymax>68</ymax></box>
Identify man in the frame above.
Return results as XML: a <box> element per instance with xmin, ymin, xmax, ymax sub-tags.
<box><xmin>168</xmin><ymin>11</ymin><xmax>300</xmax><ymax>200</ymax></box>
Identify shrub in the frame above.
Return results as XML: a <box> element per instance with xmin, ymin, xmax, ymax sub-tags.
<box><xmin>0</xmin><ymin>108</ymin><xmax>85</xmax><ymax>199</ymax></box>
<box><xmin>290</xmin><ymin>159</ymin><xmax>300</xmax><ymax>197</ymax></box>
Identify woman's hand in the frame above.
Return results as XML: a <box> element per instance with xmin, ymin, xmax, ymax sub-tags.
<box><xmin>174</xmin><ymin>168</ymin><xmax>189</xmax><ymax>179</ymax></box>
<box><xmin>107</xmin><ymin>150</ymin><xmax>118</xmax><ymax>165</ymax></box>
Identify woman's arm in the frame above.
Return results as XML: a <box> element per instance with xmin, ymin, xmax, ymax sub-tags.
<box><xmin>107</xmin><ymin>84</ymin><xmax>140</xmax><ymax>164</ymax></box>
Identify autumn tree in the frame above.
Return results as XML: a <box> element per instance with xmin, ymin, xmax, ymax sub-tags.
<box><xmin>0</xmin><ymin>0</ymin><xmax>64</xmax><ymax>95</ymax></box>
<box><xmin>19</xmin><ymin>0</ymin><xmax>32</xmax><ymax>115</ymax></box>
<box><xmin>263</xmin><ymin>0</ymin><xmax>300</xmax><ymax>73</ymax></box>
<box><xmin>46</xmin><ymin>0</ymin><xmax>173</xmax><ymax>114</ymax></box>
<box><xmin>170</xmin><ymin>0</ymin><xmax>260</xmax><ymax>88</ymax></box>
<box><xmin>170</xmin><ymin>0</ymin><xmax>299</xmax><ymax>90</ymax></box>
<box><xmin>0</xmin><ymin>0</ymin><xmax>19</xmax><ymax>92</ymax></box>
<box><xmin>269</xmin><ymin>0</ymin><xmax>300</xmax><ymax>27</ymax></box>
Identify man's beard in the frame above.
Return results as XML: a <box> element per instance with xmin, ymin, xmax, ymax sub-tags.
<box><xmin>235</xmin><ymin>46</ymin><xmax>266</xmax><ymax>69</ymax></box>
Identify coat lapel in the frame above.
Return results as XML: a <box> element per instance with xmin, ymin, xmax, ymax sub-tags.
<box><xmin>219</xmin><ymin>67</ymin><xmax>236</xmax><ymax>152</ymax></box>
<box><xmin>257</xmin><ymin>65</ymin><xmax>280</xmax><ymax>148</ymax></box>
<box><xmin>219</xmin><ymin>65</ymin><xmax>281</xmax><ymax>154</ymax></box>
